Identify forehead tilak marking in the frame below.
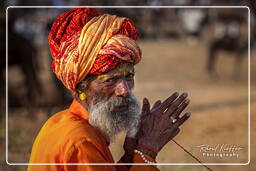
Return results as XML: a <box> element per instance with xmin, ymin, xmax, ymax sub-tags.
<box><xmin>97</xmin><ymin>74</ymin><xmax>108</xmax><ymax>79</ymax></box>
<box><xmin>96</xmin><ymin>64</ymin><xmax>135</xmax><ymax>80</ymax></box>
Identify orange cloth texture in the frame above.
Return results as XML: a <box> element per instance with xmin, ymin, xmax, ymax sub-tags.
<box><xmin>28</xmin><ymin>100</ymin><xmax>159</xmax><ymax>171</ymax></box>
<box><xmin>48</xmin><ymin>8</ymin><xmax>142</xmax><ymax>91</ymax></box>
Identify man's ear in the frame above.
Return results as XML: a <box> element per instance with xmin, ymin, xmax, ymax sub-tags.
<box><xmin>74</xmin><ymin>80</ymin><xmax>88</xmax><ymax>100</ymax></box>
<box><xmin>76</xmin><ymin>80</ymin><xmax>88</xmax><ymax>93</ymax></box>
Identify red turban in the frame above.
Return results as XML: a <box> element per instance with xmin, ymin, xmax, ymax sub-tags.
<box><xmin>48</xmin><ymin>8</ymin><xmax>142</xmax><ymax>91</ymax></box>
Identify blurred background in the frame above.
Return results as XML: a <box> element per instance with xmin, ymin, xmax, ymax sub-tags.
<box><xmin>1</xmin><ymin>0</ymin><xmax>256</xmax><ymax>171</ymax></box>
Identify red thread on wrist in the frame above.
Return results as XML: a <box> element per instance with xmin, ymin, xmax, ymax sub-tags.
<box><xmin>137</xmin><ymin>145</ymin><xmax>158</xmax><ymax>155</ymax></box>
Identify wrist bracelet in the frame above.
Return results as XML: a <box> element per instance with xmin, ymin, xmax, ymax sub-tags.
<box><xmin>134</xmin><ymin>149</ymin><xmax>156</xmax><ymax>164</ymax></box>
<box><xmin>137</xmin><ymin>145</ymin><xmax>158</xmax><ymax>155</ymax></box>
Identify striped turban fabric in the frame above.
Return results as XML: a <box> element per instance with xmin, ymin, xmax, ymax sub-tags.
<box><xmin>48</xmin><ymin>8</ymin><xmax>142</xmax><ymax>91</ymax></box>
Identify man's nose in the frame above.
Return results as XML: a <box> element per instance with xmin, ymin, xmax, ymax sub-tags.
<box><xmin>115</xmin><ymin>80</ymin><xmax>129</xmax><ymax>97</ymax></box>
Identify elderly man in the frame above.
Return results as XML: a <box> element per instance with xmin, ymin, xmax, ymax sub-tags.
<box><xmin>28</xmin><ymin>8</ymin><xmax>191</xmax><ymax>171</ymax></box>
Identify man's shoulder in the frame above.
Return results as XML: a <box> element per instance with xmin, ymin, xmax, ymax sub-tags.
<box><xmin>29</xmin><ymin>109</ymin><xmax>110</xmax><ymax>164</ymax></box>
<box><xmin>40</xmin><ymin>109</ymin><xmax>105</xmax><ymax>148</ymax></box>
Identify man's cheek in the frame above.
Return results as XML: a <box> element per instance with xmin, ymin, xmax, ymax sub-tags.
<box><xmin>91</xmin><ymin>93</ymin><xmax>106</xmax><ymax>105</ymax></box>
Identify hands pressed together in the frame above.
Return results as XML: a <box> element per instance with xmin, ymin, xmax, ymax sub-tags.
<box><xmin>122</xmin><ymin>92</ymin><xmax>191</xmax><ymax>163</ymax></box>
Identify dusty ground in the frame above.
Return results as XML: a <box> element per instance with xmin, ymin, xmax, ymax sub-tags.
<box><xmin>1</xmin><ymin>39</ymin><xmax>255</xmax><ymax>171</ymax></box>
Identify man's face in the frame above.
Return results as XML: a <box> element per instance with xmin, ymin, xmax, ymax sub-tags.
<box><xmin>86</xmin><ymin>63</ymin><xmax>135</xmax><ymax>108</ymax></box>
<box><xmin>83</xmin><ymin>63</ymin><xmax>140</xmax><ymax>141</ymax></box>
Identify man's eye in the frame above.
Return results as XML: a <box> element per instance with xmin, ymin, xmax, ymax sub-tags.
<box><xmin>105</xmin><ymin>78</ymin><xmax>116</xmax><ymax>83</ymax></box>
<box><xmin>126</xmin><ymin>73</ymin><xmax>134</xmax><ymax>79</ymax></box>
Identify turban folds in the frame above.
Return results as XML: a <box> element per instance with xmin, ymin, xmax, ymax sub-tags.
<box><xmin>48</xmin><ymin>8</ymin><xmax>141</xmax><ymax>91</ymax></box>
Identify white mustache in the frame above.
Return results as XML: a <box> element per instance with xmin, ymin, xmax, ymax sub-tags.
<box><xmin>107</xmin><ymin>95</ymin><xmax>138</xmax><ymax>111</ymax></box>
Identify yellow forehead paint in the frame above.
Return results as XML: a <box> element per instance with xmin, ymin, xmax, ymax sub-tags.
<box><xmin>96</xmin><ymin>64</ymin><xmax>135</xmax><ymax>80</ymax></box>
<box><xmin>97</xmin><ymin>74</ymin><xmax>108</xmax><ymax>79</ymax></box>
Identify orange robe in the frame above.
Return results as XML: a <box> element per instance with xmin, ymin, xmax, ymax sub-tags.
<box><xmin>28</xmin><ymin>100</ymin><xmax>159</xmax><ymax>171</ymax></box>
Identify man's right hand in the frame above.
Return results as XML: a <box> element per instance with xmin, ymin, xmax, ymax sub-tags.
<box><xmin>137</xmin><ymin>92</ymin><xmax>191</xmax><ymax>155</ymax></box>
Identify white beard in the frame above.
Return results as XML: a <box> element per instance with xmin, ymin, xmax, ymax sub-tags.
<box><xmin>88</xmin><ymin>94</ymin><xmax>141</xmax><ymax>142</ymax></box>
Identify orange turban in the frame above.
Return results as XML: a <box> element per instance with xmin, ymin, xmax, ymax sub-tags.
<box><xmin>48</xmin><ymin>8</ymin><xmax>142</xmax><ymax>91</ymax></box>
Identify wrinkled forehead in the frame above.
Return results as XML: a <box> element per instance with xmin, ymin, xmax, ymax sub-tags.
<box><xmin>97</xmin><ymin>63</ymin><xmax>135</xmax><ymax>78</ymax></box>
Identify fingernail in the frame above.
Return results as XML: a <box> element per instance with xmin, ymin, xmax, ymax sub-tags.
<box><xmin>174</xmin><ymin>92</ymin><xmax>179</xmax><ymax>96</ymax></box>
<box><xmin>183</xmin><ymin>93</ymin><xmax>188</xmax><ymax>97</ymax></box>
<box><xmin>186</xmin><ymin>112</ymin><xmax>191</xmax><ymax>116</ymax></box>
<box><xmin>185</xmin><ymin>99</ymin><xmax>190</xmax><ymax>104</ymax></box>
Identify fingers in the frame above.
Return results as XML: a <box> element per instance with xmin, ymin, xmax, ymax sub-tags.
<box><xmin>141</xmin><ymin>98</ymin><xmax>150</xmax><ymax>119</ymax></box>
<box><xmin>173</xmin><ymin>112</ymin><xmax>191</xmax><ymax>128</ymax></box>
<box><xmin>158</xmin><ymin>92</ymin><xmax>179</xmax><ymax>112</ymax></box>
<box><xmin>151</xmin><ymin>100</ymin><xmax>161</xmax><ymax>112</ymax></box>
<box><xmin>171</xmin><ymin>99</ymin><xmax>190</xmax><ymax>118</ymax></box>
<box><xmin>152</xmin><ymin>100</ymin><xmax>161</xmax><ymax>109</ymax></box>
<box><xmin>165</xmin><ymin>93</ymin><xmax>188</xmax><ymax>115</ymax></box>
